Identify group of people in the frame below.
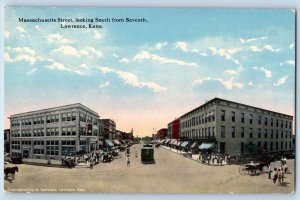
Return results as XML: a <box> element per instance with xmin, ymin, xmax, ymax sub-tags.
<box><xmin>198</xmin><ymin>152</ymin><xmax>225</xmax><ymax>166</ymax></box>
<box><xmin>268</xmin><ymin>158</ymin><xmax>289</xmax><ymax>186</ymax></box>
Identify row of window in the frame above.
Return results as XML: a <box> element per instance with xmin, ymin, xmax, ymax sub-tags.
<box><xmin>221</xmin><ymin>110</ymin><xmax>292</xmax><ymax>129</ymax></box>
<box><xmin>181</xmin><ymin>111</ymin><xmax>215</xmax><ymax>128</ymax></box>
<box><xmin>220</xmin><ymin>126</ymin><xmax>292</xmax><ymax>139</ymax></box>
<box><xmin>12</xmin><ymin>113</ymin><xmax>99</xmax><ymax>126</ymax></box>
<box><xmin>182</xmin><ymin>127</ymin><xmax>216</xmax><ymax>138</ymax></box>
<box><xmin>241</xmin><ymin>141</ymin><xmax>292</xmax><ymax>153</ymax></box>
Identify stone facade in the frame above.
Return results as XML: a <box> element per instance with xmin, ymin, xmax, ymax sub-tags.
<box><xmin>9</xmin><ymin>103</ymin><xmax>100</xmax><ymax>161</ymax></box>
<box><xmin>179</xmin><ymin>98</ymin><xmax>293</xmax><ymax>155</ymax></box>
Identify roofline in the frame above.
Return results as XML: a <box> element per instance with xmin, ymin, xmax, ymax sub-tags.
<box><xmin>10</xmin><ymin>103</ymin><xmax>99</xmax><ymax>118</ymax></box>
<box><xmin>180</xmin><ymin>97</ymin><xmax>293</xmax><ymax>119</ymax></box>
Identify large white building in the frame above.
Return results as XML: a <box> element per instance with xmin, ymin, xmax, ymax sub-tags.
<box><xmin>9</xmin><ymin>103</ymin><xmax>100</xmax><ymax>161</ymax></box>
<box><xmin>180</xmin><ymin>98</ymin><xmax>294</xmax><ymax>155</ymax></box>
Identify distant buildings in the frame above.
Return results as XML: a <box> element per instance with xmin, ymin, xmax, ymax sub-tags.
<box><xmin>167</xmin><ymin>98</ymin><xmax>294</xmax><ymax>155</ymax></box>
<box><xmin>154</xmin><ymin>128</ymin><xmax>167</xmax><ymax>140</ymax></box>
<box><xmin>99</xmin><ymin>119</ymin><xmax>116</xmax><ymax>140</ymax></box>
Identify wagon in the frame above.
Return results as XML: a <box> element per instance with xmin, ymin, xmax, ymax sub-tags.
<box><xmin>239</xmin><ymin>161</ymin><xmax>270</xmax><ymax>175</ymax></box>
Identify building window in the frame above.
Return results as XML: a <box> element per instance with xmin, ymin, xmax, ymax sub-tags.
<box><xmin>241</xmin><ymin>127</ymin><xmax>244</xmax><ymax>138</ymax></box>
<box><xmin>231</xmin><ymin>126</ymin><xmax>235</xmax><ymax>138</ymax></box>
<box><xmin>276</xmin><ymin>130</ymin><xmax>278</xmax><ymax>139</ymax></box>
<box><xmin>33</xmin><ymin>129</ymin><xmax>44</xmax><ymax>137</ymax></box>
<box><xmin>270</xmin><ymin>142</ymin><xmax>273</xmax><ymax>151</ymax></box>
<box><xmin>46</xmin><ymin>128</ymin><xmax>59</xmax><ymax>136</ymax></box>
<box><xmin>212</xmin><ymin>127</ymin><xmax>215</xmax><ymax>137</ymax></box>
<box><xmin>289</xmin><ymin>121</ymin><xmax>292</xmax><ymax>129</ymax></box>
<box><xmin>281</xmin><ymin>141</ymin><xmax>283</xmax><ymax>150</ymax></box>
<box><xmin>281</xmin><ymin>131</ymin><xmax>283</xmax><ymax>138</ymax></box>
<box><xmin>232</xmin><ymin>112</ymin><xmax>235</xmax><ymax>122</ymax></box>
<box><xmin>264</xmin><ymin>129</ymin><xmax>268</xmax><ymax>138</ymax></box>
<box><xmin>46</xmin><ymin>141</ymin><xmax>59</xmax><ymax>156</ymax></box>
<box><xmin>258</xmin><ymin>116</ymin><xmax>261</xmax><ymax>125</ymax></box>
<box><xmin>33</xmin><ymin>141</ymin><xmax>44</xmax><ymax>145</ymax></box>
<box><xmin>276</xmin><ymin>119</ymin><xmax>279</xmax><ymax>127</ymax></box>
<box><xmin>271</xmin><ymin>118</ymin><xmax>273</xmax><ymax>126</ymax></box>
<box><xmin>221</xmin><ymin>110</ymin><xmax>225</xmax><ymax>121</ymax></box>
<box><xmin>264</xmin><ymin>117</ymin><xmax>268</xmax><ymax>126</ymax></box>
<box><xmin>241</xmin><ymin>142</ymin><xmax>244</xmax><ymax>153</ymax></box>
<box><xmin>285</xmin><ymin>121</ymin><xmax>288</xmax><ymax>128</ymax></box>
<box><xmin>212</xmin><ymin>112</ymin><xmax>215</xmax><ymax>121</ymax></box>
<box><xmin>34</xmin><ymin>148</ymin><xmax>44</xmax><ymax>155</ymax></box>
<box><xmin>249</xmin><ymin>128</ymin><xmax>253</xmax><ymax>138</ymax></box>
<box><xmin>271</xmin><ymin>130</ymin><xmax>273</xmax><ymax>139</ymax></box>
<box><xmin>276</xmin><ymin>142</ymin><xmax>278</xmax><ymax>151</ymax></box>
<box><xmin>72</xmin><ymin>112</ymin><xmax>76</xmax><ymax>121</ymax></box>
<box><xmin>258</xmin><ymin>129</ymin><xmax>261</xmax><ymax>138</ymax></box>
<box><xmin>221</xmin><ymin>126</ymin><xmax>225</xmax><ymax>138</ymax></box>
<box><xmin>62</xmin><ymin>113</ymin><xmax>67</xmax><ymax>122</ymax></box>
<box><xmin>241</xmin><ymin>113</ymin><xmax>244</xmax><ymax>123</ymax></box>
<box><xmin>67</xmin><ymin>113</ymin><xmax>72</xmax><ymax>121</ymax></box>
<box><xmin>281</xmin><ymin>120</ymin><xmax>283</xmax><ymax>128</ymax></box>
<box><xmin>249</xmin><ymin>114</ymin><xmax>253</xmax><ymax>124</ymax></box>
<box><xmin>264</xmin><ymin>142</ymin><xmax>268</xmax><ymax>151</ymax></box>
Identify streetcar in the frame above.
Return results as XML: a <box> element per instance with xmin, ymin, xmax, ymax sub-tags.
<box><xmin>141</xmin><ymin>144</ymin><xmax>155</xmax><ymax>164</ymax></box>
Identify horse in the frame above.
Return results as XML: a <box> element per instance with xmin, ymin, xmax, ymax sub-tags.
<box><xmin>4</xmin><ymin>166</ymin><xmax>18</xmax><ymax>182</ymax></box>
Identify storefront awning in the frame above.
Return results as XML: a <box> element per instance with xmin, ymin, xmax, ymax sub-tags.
<box><xmin>176</xmin><ymin>140</ymin><xmax>182</xmax><ymax>146</ymax></box>
<box><xmin>165</xmin><ymin>139</ymin><xmax>171</xmax><ymax>144</ymax></box>
<box><xmin>170</xmin><ymin>139</ymin><xmax>177</xmax><ymax>144</ymax></box>
<box><xmin>190</xmin><ymin>141</ymin><xmax>198</xmax><ymax>149</ymax></box>
<box><xmin>105</xmin><ymin>140</ymin><xmax>114</xmax><ymax>147</ymax></box>
<box><xmin>198</xmin><ymin>143</ymin><xmax>215</xmax><ymax>150</ymax></box>
<box><xmin>180</xmin><ymin>141</ymin><xmax>189</xmax><ymax>148</ymax></box>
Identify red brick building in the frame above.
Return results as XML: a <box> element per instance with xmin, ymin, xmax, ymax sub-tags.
<box><xmin>168</xmin><ymin>118</ymin><xmax>180</xmax><ymax>139</ymax></box>
<box><xmin>156</xmin><ymin>128</ymin><xmax>167</xmax><ymax>140</ymax></box>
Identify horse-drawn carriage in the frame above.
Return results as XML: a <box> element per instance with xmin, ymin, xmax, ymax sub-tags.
<box><xmin>239</xmin><ymin>160</ymin><xmax>271</xmax><ymax>175</ymax></box>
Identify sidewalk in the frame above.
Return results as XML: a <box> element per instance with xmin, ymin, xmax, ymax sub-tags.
<box><xmin>160</xmin><ymin>145</ymin><xmax>229</xmax><ymax>166</ymax></box>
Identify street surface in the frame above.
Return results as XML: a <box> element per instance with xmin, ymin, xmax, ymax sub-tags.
<box><xmin>4</xmin><ymin>144</ymin><xmax>294</xmax><ymax>193</ymax></box>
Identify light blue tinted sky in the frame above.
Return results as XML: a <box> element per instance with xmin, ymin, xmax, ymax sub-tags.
<box><xmin>4</xmin><ymin>8</ymin><xmax>295</xmax><ymax>136</ymax></box>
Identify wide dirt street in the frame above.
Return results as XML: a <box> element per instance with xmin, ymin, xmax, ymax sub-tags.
<box><xmin>4</xmin><ymin>144</ymin><xmax>294</xmax><ymax>194</ymax></box>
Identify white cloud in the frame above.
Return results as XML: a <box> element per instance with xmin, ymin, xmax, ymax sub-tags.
<box><xmin>240</xmin><ymin>36</ymin><xmax>268</xmax><ymax>44</ymax></box>
<box><xmin>99</xmin><ymin>81</ymin><xmax>110</xmax><ymax>88</ymax></box>
<box><xmin>289</xmin><ymin>43</ymin><xmax>294</xmax><ymax>49</ymax></box>
<box><xmin>47</xmin><ymin>62</ymin><xmax>68</xmax><ymax>71</ymax></box>
<box><xmin>174</xmin><ymin>41</ymin><xmax>188</xmax><ymax>52</ymax></box>
<box><xmin>119</xmin><ymin>57</ymin><xmax>130</xmax><ymax>64</ymax></box>
<box><xmin>26</xmin><ymin>68</ymin><xmax>37</xmax><ymax>75</ymax></box>
<box><xmin>12</xmin><ymin>47</ymin><xmax>35</xmax><ymax>56</ymax></box>
<box><xmin>248</xmin><ymin>81</ymin><xmax>253</xmax><ymax>86</ymax></box>
<box><xmin>155</xmin><ymin>42</ymin><xmax>167</xmax><ymax>50</ymax></box>
<box><xmin>98</xmin><ymin>66</ymin><xmax>167</xmax><ymax>92</ymax></box>
<box><xmin>35</xmin><ymin>25</ymin><xmax>41</xmax><ymax>31</ymax></box>
<box><xmin>191</xmin><ymin>49</ymin><xmax>199</xmax><ymax>53</ymax></box>
<box><xmin>15</xmin><ymin>26</ymin><xmax>27</xmax><ymax>33</ymax></box>
<box><xmin>52</xmin><ymin>45</ymin><xmax>81</xmax><ymax>57</ymax></box>
<box><xmin>286</xmin><ymin>60</ymin><xmax>295</xmax><ymax>65</ymax></box>
<box><xmin>47</xmin><ymin>33</ymin><xmax>73</xmax><ymax>44</ymax></box>
<box><xmin>193</xmin><ymin>77</ymin><xmax>243</xmax><ymax>90</ymax></box>
<box><xmin>249</xmin><ymin>45</ymin><xmax>262</xmax><ymax>52</ymax></box>
<box><xmin>208</xmin><ymin>47</ymin><xmax>241</xmax><ymax>66</ymax></box>
<box><xmin>225</xmin><ymin>69</ymin><xmax>239</xmax><ymax>76</ymax></box>
<box><xmin>4</xmin><ymin>31</ymin><xmax>10</xmax><ymax>39</ymax></box>
<box><xmin>199</xmin><ymin>52</ymin><xmax>208</xmax><ymax>57</ymax></box>
<box><xmin>94</xmin><ymin>31</ymin><xmax>102</xmax><ymax>39</ymax></box>
<box><xmin>253</xmin><ymin>66</ymin><xmax>272</xmax><ymax>78</ymax></box>
<box><xmin>79</xmin><ymin>47</ymin><xmax>103</xmax><ymax>57</ymax></box>
<box><xmin>274</xmin><ymin>76</ymin><xmax>288</xmax><ymax>87</ymax></box>
<box><xmin>15</xmin><ymin>54</ymin><xmax>37</xmax><ymax>65</ymax></box>
<box><xmin>133</xmin><ymin>51</ymin><xmax>198</xmax><ymax>67</ymax></box>
<box><xmin>4</xmin><ymin>53</ymin><xmax>13</xmax><ymax>62</ymax></box>
<box><xmin>79</xmin><ymin>64</ymin><xmax>89</xmax><ymax>69</ymax></box>
<box><xmin>263</xmin><ymin>45</ymin><xmax>280</xmax><ymax>52</ymax></box>
<box><xmin>112</xmin><ymin>53</ymin><xmax>119</xmax><ymax>58</ymax></box>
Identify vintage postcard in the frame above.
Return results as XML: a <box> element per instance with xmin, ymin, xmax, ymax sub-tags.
<box><xmin>3</xmin><ymin>7</ymin><xmax>295</xmax><ymax>193</ymax></box>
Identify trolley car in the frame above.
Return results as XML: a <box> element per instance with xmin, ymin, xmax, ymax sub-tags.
<box><xmin>141</xmin><ymin>144</ymin><xmax>155</xmax><ymax>164</ymax></box>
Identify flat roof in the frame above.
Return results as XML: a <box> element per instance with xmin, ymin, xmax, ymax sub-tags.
<box><xmin>180</xmin><ymin>97</ymin><xmax>293</xmax><ymax>119</ymax></box>
<box><xmin>10</xmin><ymin>103</ymin><xmax>99</xmax><ymax>118</ymax></box>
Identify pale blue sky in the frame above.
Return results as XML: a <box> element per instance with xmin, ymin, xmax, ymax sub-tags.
<box><xmin>4</xmin><ymin>8</ymin><xmax>295</xmax><ymax>136</ymax></box>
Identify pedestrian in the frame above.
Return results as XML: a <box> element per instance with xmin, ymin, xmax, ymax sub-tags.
<box><xmin>220</xmin><ymin>157</ymin><xmax>223</xmax><ymax>166</ymax></box>
<box><xmin>276</xmin><ymin>169</ymin><xmax>282</xmax><ymax>186</ymax></box>
<box><xmin>268</xmin><ymin>164</ymin><xmax>272</xmax><ymax>179</ymax></box>
<box><xmin>280</xmin><ymin>166</ymin><xmax>284</xmax><ymax>183</ymax></box>
<box><xmin>127</xmin><ymin>158</ymin><xmax>130</xmax><ymax>167</ymax></box>
<box><xmin>273</xmin><ymin>168</ymin><xmax>278</xmax><ymax>184</ymax></box>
